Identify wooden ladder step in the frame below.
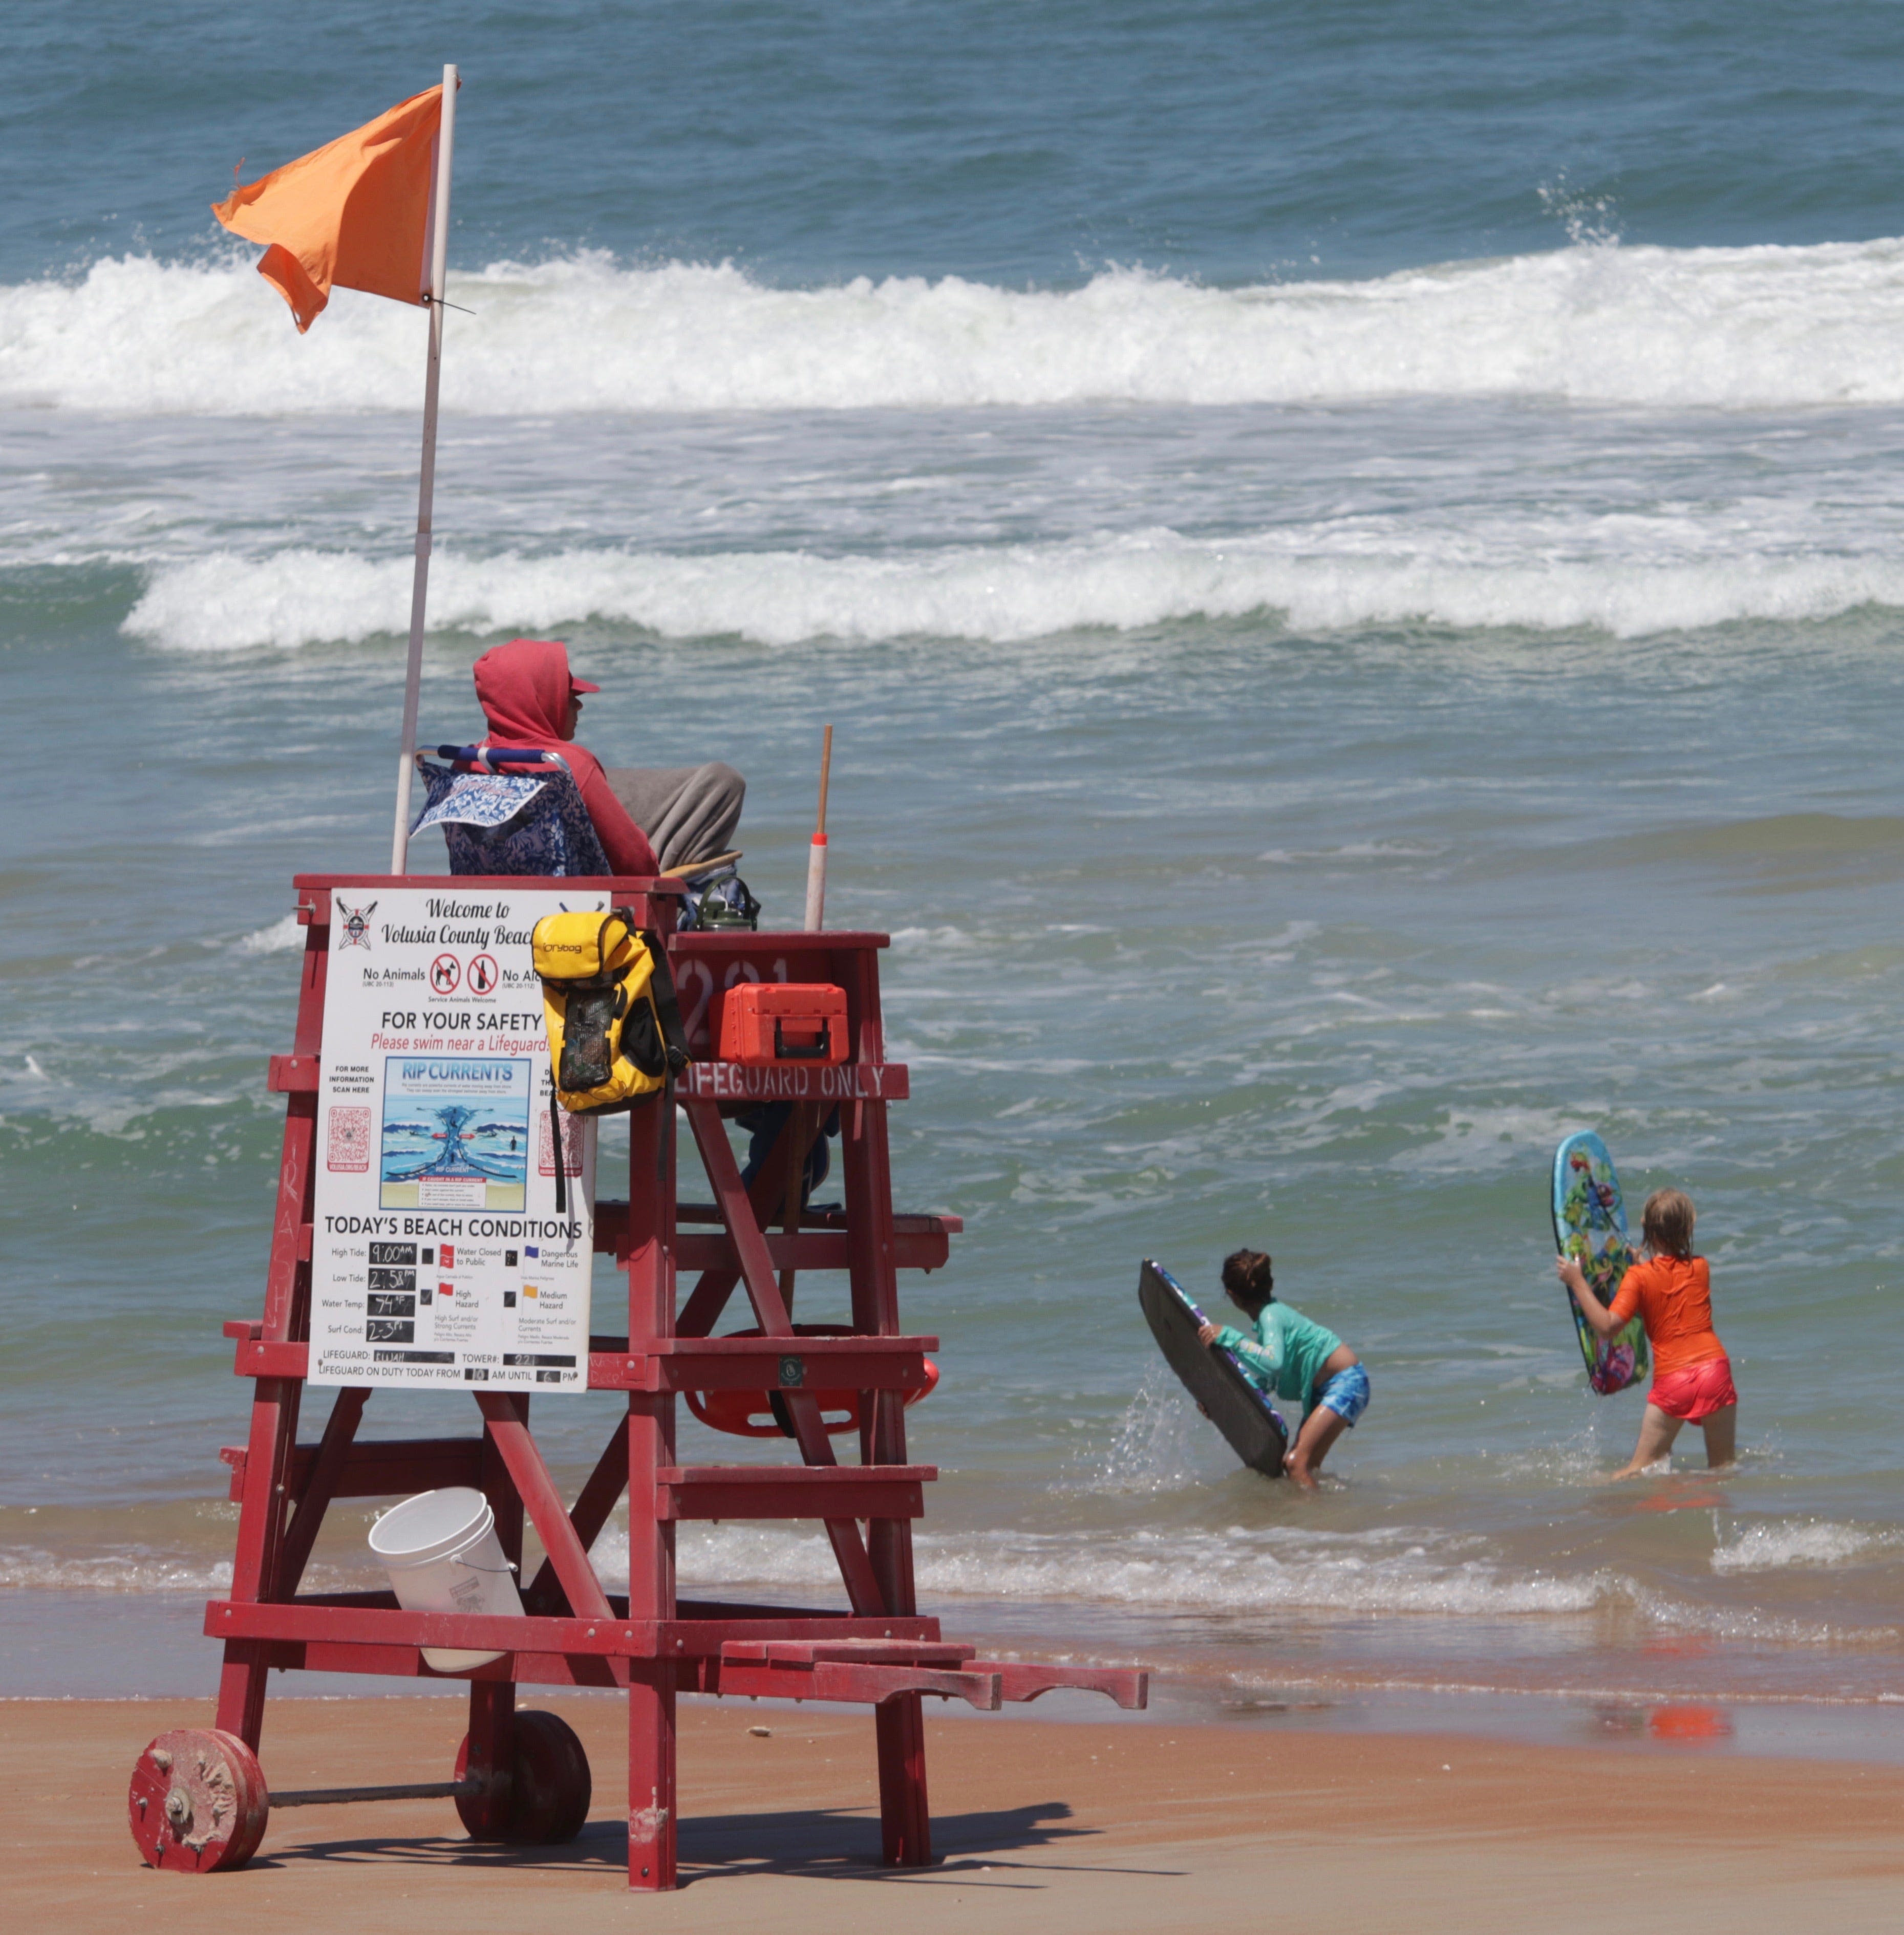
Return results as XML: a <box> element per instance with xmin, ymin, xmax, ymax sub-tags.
<box><xmin>721</xmin><ymin>1638</ymin><xmax>976</xmax><ymax>1667</ymax></box>
<box><xmin>654</xmin><ymin>1464</ymin><xmax>934</xmax><ymax>1521</ymax></box>
<box><xmin>587</xmin><ymin>1335</ymin><xmax>937</xmax><ymax>1394</ymax></box>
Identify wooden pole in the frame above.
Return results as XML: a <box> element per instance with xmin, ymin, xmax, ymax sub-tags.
<box><xmin>803</xmin><ymin>723</ymin><xmax>833</xmax><ymax>932</ymax></box>
<box><xmin>777</xmin><ymin>1100</ymin><xmax>809</xmax><ymax>1312</ymax></box>
<box><xmin>388</xmin><ymin>63</ymin><xmax>459</xmax><ymax>875</ymax></box>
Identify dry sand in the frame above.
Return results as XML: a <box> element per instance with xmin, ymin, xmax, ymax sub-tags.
<box><xmin>18</xmin><ymin>1695</ymin><xmax>1904</xmax><ymax>1933</ymax></box>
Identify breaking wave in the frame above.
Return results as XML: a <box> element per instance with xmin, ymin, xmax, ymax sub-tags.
<box><xmin>0</xmin><ymin>1549</ymin><xmax>360</xmax><ymax>1594</ymax></box>
<box><xmin>1711</xmin><ymin>1520</ymin><xmax>1897</xmax><ymax>1574</ymax></box>
<box><xmin>123</xmin><ymin>536</ymin><xmax>1904</xmax><ymax>653</ymax></box>
<box><xmin>233</xmin><ymin>913</ymin><xmax>306</xmax><ymax>954</ymax></box>
<box><xmin>14</xmin><ymin>237</ymin><xmax>1904</xmax><ymax>416</ymax></box>
<box><xmin>656</xmin><ymin>1521</ymin><xmax>1611</xmax><ymax>1622</ymax></box>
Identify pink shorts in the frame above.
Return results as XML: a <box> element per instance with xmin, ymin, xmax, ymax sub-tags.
<box><xmin>1649</xmin><ymin>1357</ymin><xmax>1738</xmax><ymax>1423</ymax></box>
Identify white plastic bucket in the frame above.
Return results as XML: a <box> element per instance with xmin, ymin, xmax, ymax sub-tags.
<box><xmin>369</xmin><ymin>1486</ymin><xmax>524</xmax><ymax>1672</ymax></box>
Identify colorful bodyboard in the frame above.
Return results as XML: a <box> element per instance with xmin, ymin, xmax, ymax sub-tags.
<box><xmin>1138</xmin><ymin>1259</ymin><xmax>1289</xmax><ymax>1478</ymax></box>
<box><xmin>1550</xmin><ymin>1131</ymin><xmax>1649</xmax><ymax>1395</ymax></box>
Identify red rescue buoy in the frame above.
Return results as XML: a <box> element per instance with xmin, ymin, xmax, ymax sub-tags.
<box><xmin>684</xmin><ymin>1324</ymin><xmax>939</xmax><ymax>1437</ymax></box>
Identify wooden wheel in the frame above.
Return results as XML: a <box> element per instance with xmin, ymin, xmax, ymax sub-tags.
<box><xmin>128</xmin><ymin>1728</ymin><xmax>270</xmax><ymax>1873</ymax></box>
<box><xmin>455</xmin><ymin>1709</ymin><xmax>592</xmax><ymax>1844</ymax></box>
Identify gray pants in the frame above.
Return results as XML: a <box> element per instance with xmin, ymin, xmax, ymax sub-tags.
<box><xmin>602</xmin><ymin>762</ymin><xmax>745</xmax><ymax>870</ymax></box>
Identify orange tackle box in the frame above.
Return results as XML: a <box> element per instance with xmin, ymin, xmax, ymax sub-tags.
<box><xmin>718</xmin><ymin>981</ymin><xmax>850</xmax><ymax>1065</ymax></box>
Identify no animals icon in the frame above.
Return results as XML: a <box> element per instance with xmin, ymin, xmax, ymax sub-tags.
<box><xmin>430</xmin><ymin>953</ymin><xmax>461</xmax><ymax>995</ymax></box>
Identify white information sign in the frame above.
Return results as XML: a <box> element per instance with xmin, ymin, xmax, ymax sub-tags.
<box><xmin>310</xmin><ymin>885</ymin><xmax>605</xmax><ymax>1391</ymax></box>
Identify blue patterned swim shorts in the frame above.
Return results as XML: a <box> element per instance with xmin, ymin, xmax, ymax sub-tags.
<box><xmin>1315</xmin><ymin>1363</ymin><xmax>1370</xmax><ymax>1427</ymax></box>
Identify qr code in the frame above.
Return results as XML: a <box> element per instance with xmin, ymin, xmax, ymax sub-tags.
<box><xmin>538</xmin><ymin>1108</ymin><xmax>583</xmax><ymax>1177</ymax></box>
<box><xmin>327</xmin><ymin>1106</ymin><xmax>371</xmax><ymax>1172</ymax></box>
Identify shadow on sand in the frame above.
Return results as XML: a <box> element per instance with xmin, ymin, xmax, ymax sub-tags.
<box><xmin>248</xmin><ymin>1797</ymin><xmax>1187</xmax><ymax>1889</ymax></box>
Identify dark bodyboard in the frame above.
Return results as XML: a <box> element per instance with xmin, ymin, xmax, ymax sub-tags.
<box><xmin>1138</xmin><ymin>1259</ymin><xmax>1289</xmax><ymax>1478</ymax></box>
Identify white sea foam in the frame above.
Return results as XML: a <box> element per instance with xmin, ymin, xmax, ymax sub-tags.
<box><xmin>1258</xmin><ymin>841</ymin><xmax>1445</xmax><ymax>865</ymax></box>
<box><xmin>120</xmin><ymin>536</ymin><xmax>1904</xmax><ymax>654</ymax></box>
<box><xmin>888</xmin><ymin>925</ymin><xmax>986</xmax><ymax>954</ymax></box>
<box><xmin>1710</xmin><ymin>1519</ymin><xmax>1893</xmax><ymax>1574</ymax></box>
<box><xmin>3</xmin><ymin>1523</ymin><xmax>1864</xmax><ymax>1647</ymax></box>
<box><xmin>16</xmin><ymin>238</ymin><xmax>1904</xmax><ymax>416</ymax></box>
<box><xmin>233</xmin><ymin>913</ymin><xmax>305</xmax><ymax>955</ymax></box>
<box><xmin>618</xmin><ymin>1519</ymin><xmax>1616</xmax><ymax>1622</ymax></box>
<box><xmin>602</xmin><ymin>1518</ymin><xmax>1880</xmax><ymax>1647</ymax></box>
<box><xmin>1395</xmin><ymin>1105</ymin><xmax>1593</xmax><ymax>1175</ymax></box>
<box><xmin>0</xmin><ymin>1550</ymin><xmax>232</xmax><ymax>1592</ymax></box>
<box><xmin>0</xmin><ymin>1549</ymin><xmax>360</xmax><ymax>1594</ymax></box>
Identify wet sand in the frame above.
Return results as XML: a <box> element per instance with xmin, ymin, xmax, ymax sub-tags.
<box><xmin>18</xmin><ymin>1695</ymin><xmax>1904</xmax><ymax>1933</ymax></box>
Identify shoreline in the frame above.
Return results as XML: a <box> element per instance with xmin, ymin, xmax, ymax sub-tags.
<box><xmin>23</xmin><ymin>1696</ymin><xmax>1904</xmax><ymax>1932</ymax></box>
<box><xmin>9</xmin><ymin>1584</ymin><xmax>1904</xmax><ymax>1762</ymax></box>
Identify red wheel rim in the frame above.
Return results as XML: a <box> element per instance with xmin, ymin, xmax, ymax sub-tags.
<box><xmin>455</xmin><ymin>1709</ymin><xmax>592</xmax><ymax>1845</ymax></box>
<box><xmin>128</xmin><ymin>1728</ymin><xmax>269</xmax><ymax>1873</ymax></box>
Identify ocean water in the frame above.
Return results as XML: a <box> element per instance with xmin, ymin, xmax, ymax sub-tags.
<box><xmin>7</xmin><ymin>2</ymin><xmax>1904</xmax><ymax>1735</ymax></box>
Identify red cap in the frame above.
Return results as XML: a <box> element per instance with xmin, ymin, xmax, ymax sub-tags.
<box><xmin>569</xmin><ymin>672</ymin><xmax>601</xmax><ymax>693</ymax></box>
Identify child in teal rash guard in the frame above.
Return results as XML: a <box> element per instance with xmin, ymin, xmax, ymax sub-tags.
<box><xmin>1196</xmin><ymin>1248</ymin><xmax>1368</xmax><ymax>1488</ymax></box>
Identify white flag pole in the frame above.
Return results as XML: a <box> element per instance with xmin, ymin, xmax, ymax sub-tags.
<box><xmin>389</xmin><ymin>62</ymin><xmax>459</xmax><ymax>875</ymax></box>
<box><xmin>803</xmin><ymin>723</ymin><xmax>833</xmax><ymax>931</ymax></box>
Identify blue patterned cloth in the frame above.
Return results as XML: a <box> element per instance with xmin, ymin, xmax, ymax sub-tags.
<box><xmin>1314</xmin><ymin>1362</ymin><xmax>1370</xmax><ymax>1427</ymax></box>
<box><xmin>411</xmin><ymin>762</ymin><xmax>611</xmax><ymax>877</ymax></box>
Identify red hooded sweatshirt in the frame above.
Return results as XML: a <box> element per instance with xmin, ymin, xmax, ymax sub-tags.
<box><xmin>473</xmin><ymin>638</ymin><xmax>658</xmax><ymax>875</ymax></box>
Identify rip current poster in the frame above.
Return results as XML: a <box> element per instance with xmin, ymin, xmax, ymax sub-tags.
<box><xmin>309</xmin><ymin>885</ymin><xmax>605</xmax><ymax>1391</ymax></box>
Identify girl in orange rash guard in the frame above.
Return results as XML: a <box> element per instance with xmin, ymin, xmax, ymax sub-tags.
<box><xmin>1557</xmin><ymin>1187</ymin><xmax>1738</xmax><ymax>1478</ymax></box>
<box><xmin>473</xmin><ymin>637</ymin><xmax>659</xmax><ymax>876</ymax></box>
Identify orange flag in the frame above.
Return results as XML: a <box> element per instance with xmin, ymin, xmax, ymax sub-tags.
<box><xmin>212</xmin><ymin>86</ymin><xmax>444</xmax><ymax>332</ymax></box>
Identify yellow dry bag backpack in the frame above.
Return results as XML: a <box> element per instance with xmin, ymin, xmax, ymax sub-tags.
<box><xmin>531</xmin><ymin>909</ymin><xmax>690</xmax><ymax>1208</ymax></box>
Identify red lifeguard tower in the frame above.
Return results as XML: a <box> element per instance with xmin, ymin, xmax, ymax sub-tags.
<box><xmin>127</xmin><ymin>870</ymin><xmax>1144</xmax><ymax>1888</ymax></box>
